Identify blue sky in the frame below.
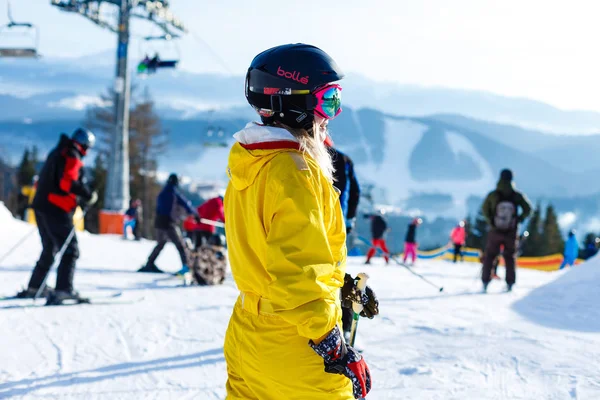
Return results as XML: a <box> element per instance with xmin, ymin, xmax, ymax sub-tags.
<box><xmin>3</xmin><ymin>0</ymin><xmax>600</xmax><ymax>112</ymax></box>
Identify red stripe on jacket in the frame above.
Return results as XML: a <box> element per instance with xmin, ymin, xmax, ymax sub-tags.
<box><xmin>240</xmin><ymin>141</ymin><xmax>301</xmax><ymax>151</ymax></box>
<box><xmin>50</xmin><ymin>153</ymin><xmax>83</xmax><ymax>212</ymax></box>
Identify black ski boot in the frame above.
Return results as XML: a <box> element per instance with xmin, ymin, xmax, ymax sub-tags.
<box><xmin>46</xmin><ymin>290</ymin><xmax>89</xmax><ymax>306</ymax></box>
<box><xmin>507</xmin><ymin>284</ymin><xmax>513</xmax><ymax>292</ymax></box>
<box><xmin>483</xmin><ymin>282</ymin><xmax>489</xmax><ymax>293</ymax></box>
<box><xmin>137</xmin><ymin>263</ymin><xmax>164</xmax><ymax>273</ymax></box>
<box><xmin>16</xmin><ymin>286</ymin><xmax>54</xmax><ymax>299</ymax></box>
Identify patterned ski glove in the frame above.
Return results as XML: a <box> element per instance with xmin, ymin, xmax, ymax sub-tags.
<box><xmin>309</xmin><ymin>325</ymin><xmax>371</xmax><ymax>399</ymax></box>
<box><xmin>341</xmin><ymin>274</ymin><xmax>380</xmax><ymax>319</ymax></box>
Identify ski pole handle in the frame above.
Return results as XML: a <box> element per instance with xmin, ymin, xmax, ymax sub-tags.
<box><xmin>352</xmin><ymin>272</ymin><xmax>369</xmax><ymax>314</ymax></box>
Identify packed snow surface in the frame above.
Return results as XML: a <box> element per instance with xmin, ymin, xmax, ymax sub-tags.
<box><xmin>1</xmin><ymin>207</ymin><xmax>599</xmax><ymax>399</ymax></box>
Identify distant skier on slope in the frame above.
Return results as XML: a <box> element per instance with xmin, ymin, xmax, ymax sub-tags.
<box><xmin>223</xmin><ymin>44</ymin><xmax>375</xmax><ymax>399</ymax></box>
<box><xmin>481</xmin><ymin>169</ymin><xmax>532</xmax><ymax>292</ymax></box>
<box><xmin>365</xmin><ymin>210</ymin><xmax>390</xmax><ymax>265</ymax></box>
<box><xmin>450</xmin><ymin>220</ymin><xmax>466</xmax><ymax>263</ymax></box>
<box><xmin>16</xmin><ymin>128</ymin><xmax>97</xmax><ymax>305</ymax></box>
<box><xmin>123</xmin><ymin>198</ymin><xmax>142</xmax><ymax>241</ymax></box>
<box><xmin>138</xmin><ymin>174</ymin><xmax>199</xmax><ymax>275</ymax></box>
<box><xmin>559</xmin><ymin>230</ymin><xmax>579</xmax><ymax>270</ymax></box>
<box><xmin>403</xmin><ymin>218</ymin><xmax>422</xmax><ymax>265</ymax></box>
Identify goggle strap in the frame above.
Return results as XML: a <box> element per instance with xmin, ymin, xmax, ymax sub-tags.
<box><xmin>247</xmin><ymin>90</ymin><xmax>316</xmax><ymax>113</ymax></box>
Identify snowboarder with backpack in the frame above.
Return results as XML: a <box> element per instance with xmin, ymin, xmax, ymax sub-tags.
<box><xmin>223</xmin><ymin>43</ymin><xmax>373</xmax><ymax>400</ymax></box>
<box><xmin>481</xmin><ymin>169</ymin><xmax>532</xmax><ymax>292</ymax></box>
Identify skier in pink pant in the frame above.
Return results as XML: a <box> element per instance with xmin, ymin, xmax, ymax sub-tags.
<box><xmin>403</xmin><ymin>218</ymin><xmax>422</xmax><ymax>265</ymax></box>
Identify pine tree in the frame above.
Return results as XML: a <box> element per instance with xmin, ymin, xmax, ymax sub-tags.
<box><xmin>540</xmin><ymin>204</ymin><xmax>564</xmax><ymax>256</ymax></box>
<box><xmin>17</xmin><ymin>148</ymin><xmax>35</xmax><ymax>186</ymax></box>
<box><xmin>30</xmin><ymin>145</ymin><xmax>39</xmax><ymax>175</ymax></box>
<box><xmin>521</xmin><ymin>203</ymin><xmax>542</xmax><ymax>256</ymax></box>
<box><xmin>85</xmin><ymin>85</ymin><xmax>167</xmax><ymax>238</ymax></box>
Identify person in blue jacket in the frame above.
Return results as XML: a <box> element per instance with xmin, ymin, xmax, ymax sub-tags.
<box><xmin>559</xmin><ymin>230</ymin><xmax>579</xmax><ymax>270</ymax></box>
<box><xmin>138</xmin><ymin>173</ymin><xmax>199</xmax><ymax>274</ymax></box>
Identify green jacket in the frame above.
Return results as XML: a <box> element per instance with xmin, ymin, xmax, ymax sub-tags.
<box><xmin>481</xmin><ymin>179</ymin><xmax>532</xmax><ymax>229</ymax></box>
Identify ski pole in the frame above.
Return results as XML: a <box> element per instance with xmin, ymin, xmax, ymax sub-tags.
<box><xmin>390</xmin><ymin>256</ymin><xmax>444</xmax><ymax>292</ymax></box>
<box><xmin>34</xmin><ymin>208</ymin><xmax>88</xmax><ymax>302</ymax></box>
<box><xmin>0</xmin><ymin>227</ymin><xmax>37</xmax><ymax>265</ymax></box>
<box><xmin>349</xmin><ymin>272</ymin><xmax>369</xmax><ymax>347</ymax></box>
<box><xmin>199</xmin><ymin>218</ymin><xmax>225</xmax><ymax>228</ymax></box>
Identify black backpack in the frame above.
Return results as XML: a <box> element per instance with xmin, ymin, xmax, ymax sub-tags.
<box><xmin>493</xmin><ymin>191</ymin><xmax>517</xmax><ymax>231</ymax></box>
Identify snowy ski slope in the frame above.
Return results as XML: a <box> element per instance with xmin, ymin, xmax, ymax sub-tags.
<box><xmin>1</xmin><ymin>204</ymin><xmax>599</xmax><ymax>399</ymax></box>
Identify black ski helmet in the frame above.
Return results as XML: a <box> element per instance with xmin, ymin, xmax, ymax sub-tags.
<box><xmin>245</xmin><ymin>43</ymin><xmax>344</xmax><ymax>131</ymax></box>
<box><xmin>167</xmin><ymin>173</ymin><xmax>179</xmax><ymax>186</ymax></box>
<box><xmin>71</xmin><ymin>128</ymin><xmax>95</xmax><ymax>150</ymax></box>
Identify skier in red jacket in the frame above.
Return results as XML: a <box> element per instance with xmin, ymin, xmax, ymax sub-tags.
<box><xmin>185</xmin><ymin>196</ymin><xmax>225</xmax><ymax>249</ymax></box>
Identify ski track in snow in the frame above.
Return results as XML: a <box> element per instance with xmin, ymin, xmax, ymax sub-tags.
<box><xmin>1</xmin><ymin>210</ymin><xmax>600</xmax><ymax>399</ymax></box>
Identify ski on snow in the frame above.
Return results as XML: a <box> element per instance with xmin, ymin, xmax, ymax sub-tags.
<box><xmin>0</xmin><ymin>291</ymin><xmax>145</xmax><ymax>309</ymax></box>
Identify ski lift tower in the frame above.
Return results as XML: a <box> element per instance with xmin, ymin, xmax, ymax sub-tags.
<box><xmin>50</xmin><ymin>0</ymin><xmax>186</xmax><ymax>233</ymax></box>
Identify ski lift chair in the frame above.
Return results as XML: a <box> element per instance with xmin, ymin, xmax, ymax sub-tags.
<box><xmin>137</xmin><ymin>34</ymin><xmax>180</xmax><ymax>74</ymax></box>
<box><xmin>0</xmin><ymin>21</ymin><xmax>40</xmax><ymax>58</ymax></box>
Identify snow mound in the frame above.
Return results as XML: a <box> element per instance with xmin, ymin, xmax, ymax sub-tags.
<box><xmin>0</xmin><ymin>201</ymin><xmax>14</xmax><ymax>222</ymax></box>
<box><xmin>513</xmin><ymin>259</ymin><xmax>600</xmax><ymax>332</ymax></box>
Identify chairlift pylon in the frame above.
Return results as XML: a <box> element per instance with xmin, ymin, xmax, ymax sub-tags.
<box><xmin>0</xmin><ymin>0</ymin><xmax>40</xmax><ymax>58</ymax></box>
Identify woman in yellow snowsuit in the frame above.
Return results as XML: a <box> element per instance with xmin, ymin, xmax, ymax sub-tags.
<box><xmin>224</xmin><ymin>44</ymin><xmax>371</xmax><ymax>399</ymax></box>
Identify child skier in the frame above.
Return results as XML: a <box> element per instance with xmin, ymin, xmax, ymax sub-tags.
<box><xmin>365</xmin><ymin>210</ymin><xmax>390</xmax><ymax>264</ymax></box>
<box><xmin>404</xmin><ymin>218</ymin><xmax>422</xmax><ymax>265</ymax></box>
<box><xmin>450</xmin><ymin>220</ymin><xmax>466</xmax><ymax>263</ymax></box>
<box><xmin>223</xmin><ymin>43</ymin><xmax>375</xmax><ymax>399</ymax></box>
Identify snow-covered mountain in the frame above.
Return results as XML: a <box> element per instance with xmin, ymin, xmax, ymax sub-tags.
<box><xmin>3</xmin><ymin>51</ymin><xmax>600</xmax><ymax>224</ymax></box>
<box><xmin>2</xmin><ymin>52</ymin><xmax>600</xmax><ymax>134</ymax></box>
<box><xmin>1</xmin><ymin>202</ymin><xmax>599</xmax><ymax>399</ymax></box>
<box><xmin>1</xmin><ymin>105</ymin><xmax>596</xmax><ymax>221</ymax></box>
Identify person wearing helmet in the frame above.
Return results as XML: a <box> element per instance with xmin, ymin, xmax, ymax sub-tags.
<box><xmin>139</xmin><ymin>173</ymin><xmax>199</xmax><ymax>274</ymax></box>
<box><xmin>16</xmin><ymin>128</ymin><xmax>98</xmax><ymax>304</ymax></box>
<box><xmin>224</xmin><ymin>44</ymin><xmax>373</xmax><ymax>400</ymax></box>
<box><xmin>403</xmin><ymin>217</ymin><xmax>422</xmax><ymax>265</ymax></box>
<box><xmin>559</xmin><ymin>230</ymin><xmax>579</xmax><ymax>270</ymax></box>
<box><xmin>450</xmin><ymin>220</ymin><xmax>467</xmax><ymax>263</ymax></box>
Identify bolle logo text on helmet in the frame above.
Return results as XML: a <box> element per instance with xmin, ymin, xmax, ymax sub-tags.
<box><xmin>277</xmin><ymin>66</ymin><xmax>309</xmax><ymax>84</ymax></box>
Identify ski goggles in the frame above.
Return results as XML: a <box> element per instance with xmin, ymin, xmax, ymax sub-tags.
<box><xmin>312</xmin><ymin>84</ymin><xmax>342</xmax><ymax>119</ymax></box>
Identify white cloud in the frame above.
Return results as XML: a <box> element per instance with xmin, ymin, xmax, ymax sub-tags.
<box><xmin>48</xmin><ymin>96</ymin><xmax>112</xmax><ymax>111</ymax></box>
<box><xmin>559</xmin><ymin>212</ymin><xmax>577</xmax><ymax>228</ymax></box>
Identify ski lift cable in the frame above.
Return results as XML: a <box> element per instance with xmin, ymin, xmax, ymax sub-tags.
<box><xmin>188</xmin><ymin>29</ymin><xmax>234</xmax><ymax>75</ymax></box>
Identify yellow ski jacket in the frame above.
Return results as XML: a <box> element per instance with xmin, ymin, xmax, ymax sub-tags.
<box><xmin>224</xmin><ymin>123</ymin><xmax>347</xmax><ymax>340</ymax></box>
